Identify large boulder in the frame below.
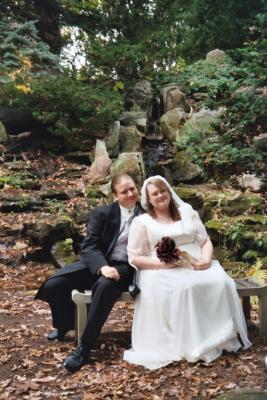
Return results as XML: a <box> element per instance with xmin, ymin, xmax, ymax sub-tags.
<box><xmin>237</xmin><ymin>174</ymin><xmax>265</xmax><ymax>193</ymax></box>
<box><xmin>120</xmin><ymin>125</ymin><xmax>142</xmax><ymax>152</ymax></box>
<box><xmin>160</xmin><ymin>108</ymin><xmax>187</xmax><ymax>142</ymax></box>
<box><xmin>179</xmin><ymin>107</ymin><xmax>223</xmax><ymax>140</ymax></box>
<box><xmin>206</xmin><ymin>49</ymin><xmax>226</xmax><ymax>61</ymax></box>
<box><xmin>119</xmin><ymin>110</ymin><xmax>147</xmax><ymax>132</ymax></box>
<box><xmin>124</xmin><ymin>80</ymin><xmax>153</xmax><ymax>113</ymax></box>
<box><xmin>160</xmin><ymin>85</ymin><xmax>191</xmax><ymax>114</ymax></box>
<box><xmin>110</xmin><ymin>152</ymin><xmax>145</xmax><ymax>186</ymax></box>
<box><xmin>51</xmin><ymin>239</ymin><xmax>77</xmax><ymax>268</ymax></box>
<box><xmin>0</xmin><ymin>195</ymin><xmax>44</xmax><ymax>213</ymax></box>
<box><xmin>253</xmin><ymin>133</ymin><xmax>267</xmax><ymax>155</ymax></box>
<box><xmin>204</xmin><ymin>190</ymin><xmax>265</xmax><ymax>219</ymax></box>
<box><xmin>169</xmin><ymin>151</ymin><xmax>203</xmax><ymax>183</ymax></box>
<box><xmin>85</xmin><ymin>139</ymin><xmax>112</xmax><ymax>183</ymax></box>
<box><xmin>105</xmin><ymin>121</ymin><xmax>120</xmax><ymax>158</ymax></box>
<box><xmin>173</xmin><ymin>186</ymin><xmax>204</xmax><ymax>214</ymax></box>
<box><xmin>0</xmin><ymin>107</ymin><xmax>46</xmax><ymax>135</ymax></box>
<box><xmin>24</xmin><ymin>215</ymin><xmax>74</xmax><ymax>248</ymax></box>
<box><xmin>0</xmin><ymin>121</ymin><xmax>7</xmax><ymax>142</ymax></box>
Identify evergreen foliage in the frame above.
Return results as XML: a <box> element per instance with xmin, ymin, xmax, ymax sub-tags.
<box><xmin>177</xmin><ymin>0</ymin><xmax>265</xmax><ymax>61</ymax></box>
<box><xmin>0</xmin><ymin>0</ymin><xmax>63</xmax><ymax>53</ymax></box>
<box><xmin>0</xmin><ymin>0</ymin><xmax>266</xmax><ymax>176</ymax></box>
<box><xmin>173</xmin><ymin>10</ymin><xmax>266</xmax><ymax>179</ymax></box>
<box><xmin>0</xmin><ymin>19</ymin><xmax>59</xmax><ymax>86</ymax></box>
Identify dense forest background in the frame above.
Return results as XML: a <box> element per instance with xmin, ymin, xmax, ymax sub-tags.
<box><xmin>0</xmin><ymin>0</ymin><xmax>266</xmax><ymax>180</ymax></box>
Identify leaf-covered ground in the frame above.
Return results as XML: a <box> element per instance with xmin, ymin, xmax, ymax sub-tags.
<box><xmin>0</xmin><ymin>149</ymin><xmax>266</xmax><ymax>399</ymax></box>
<box><xmin>1</xmin><ymin>261</ymin><xmax>267</xmax><ymax>400</ymax></box>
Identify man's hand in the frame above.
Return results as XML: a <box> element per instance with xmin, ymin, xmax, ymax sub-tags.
<box><xmin>100</xmin><ymin>266</ymin><xmax>120</xmax><ymax>281</ymax></box>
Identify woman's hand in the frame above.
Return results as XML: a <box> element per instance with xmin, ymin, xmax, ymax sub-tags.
<box><xmin>162</xmin><ymin>261</ymin><xmax>179</xmax><ymax>269</ymax></box>
<box><xmin>190</xmin><ymin>259</ymin><xmax>211</xmax><ymax>270</ymax></box>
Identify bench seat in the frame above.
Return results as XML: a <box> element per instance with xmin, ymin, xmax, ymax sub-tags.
<box><xmin>72</xmin><ymin>277</ymin><xmax>267</xmax><ymax>343</ymax></box>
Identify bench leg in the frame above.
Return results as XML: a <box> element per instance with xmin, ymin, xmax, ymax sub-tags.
<box><xmin>258</xmin><ymin>295</ymin><xmax>267</xmax><ymax>338</ymax></box>
<box><xmin>76</xmin><ymin>303</ymin><xmax>88</xmax><ymax>344</ymax></box>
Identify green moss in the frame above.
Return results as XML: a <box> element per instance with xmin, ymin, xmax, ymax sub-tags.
<box><xmin>85</xmin><ymin>185</ymin><xmax>104</xmax><ymax>199</ymax></box>
<box><xmin>86</xmin><ymin>198</ymin><xmax>101</xmax><ymax>208</ymax></box>
<box><xmin>174</xmin><ymin>186</ymin><xmax>204</xmax><ymax>210</ymax></box>
<box><xmin>44</xmin><ymin>199</ymin><xmax>66</xmax><ymax>214</ymax></box>
<box><xmin>0</xmin><ymin>173</ymin><xmax>37</xmax><ymax>189</ymax></box>
<box><xmin>235</xmin><ymin>214</ymin><xmax>267</xmax><ymax>225</ymax></box>
<box><xmin>52</xmin><ymin>239</ymin><xmax>76</xmax><ymax>267</ymax></box>
<box><xmin>205</xmin><ymin>219</ymin><xmax>226</xmax><ymax>244</ymax></box>
<box><xmin>222</xmin><ymin>195</ymin><xmax>265</xmax><ymax>216</ymax></box>
<box><xmin>203</xmin><ymin>190</ymin><xmax>265</xmax><ymax>217</ymax></box>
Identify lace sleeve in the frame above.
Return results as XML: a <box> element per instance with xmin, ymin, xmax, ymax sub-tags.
<box><xmin>191</xmin><ymin>208</ymin><xmax>208</xmax><ymax>247</ymax></box>
<box><xmin>127</xmin><ymin>216</ymin><xmax>149</xmax><ymax>264</ymax></box>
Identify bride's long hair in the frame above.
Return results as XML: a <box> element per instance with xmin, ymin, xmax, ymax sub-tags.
<box><xmin>145</xmin><ymin>178</ymin><xmax>181</xmax><ymax>221</ymax></box>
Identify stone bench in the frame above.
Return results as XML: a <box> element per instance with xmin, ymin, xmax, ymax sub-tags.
<box><xmin>72</xmin><ymin>277</ymin><xmax>267</xmax><ymax>343</ymax></box>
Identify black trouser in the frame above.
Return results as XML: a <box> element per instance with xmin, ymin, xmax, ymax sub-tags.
<box><xmin>36</xmin><ymin>261</ymin><xmax>133</xmax><ymax>350</ymax></box>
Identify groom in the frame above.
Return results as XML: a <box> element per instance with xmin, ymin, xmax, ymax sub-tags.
<box><xmin>35</xmin><ymin>173</ymin><xmax>142</xmax><ymax>372</ymax></box>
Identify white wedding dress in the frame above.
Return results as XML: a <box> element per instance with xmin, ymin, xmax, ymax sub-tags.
<box><xmin>123</xmin><ymin>203</ymin><xmax>251</xmax><ymax>370</ymax></box>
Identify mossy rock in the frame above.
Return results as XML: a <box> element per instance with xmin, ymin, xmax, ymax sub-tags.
<box><xmin>174</xmin><ymin>186</ymin><xmax>204</xmax><ymax>212</ymax></box>
<box><xmin>205</xmin><ymin>219</ymin><xmax>226</xmax><ymax>244</ymax></box>
<box><xmin>0</xmin><ymin>196</ymin><xmax>44</xmax><ymax>213</ymax></box>
<box><xmin>169</xmin><ymin>151</ymin><xmax>203</xmax><ymax>183</ymax></box>
<box><xmin>86</xmin><ymin>198</ymin><xmax>103</xmax><ymax>208</ymax></box>
<box><xmin>51</xmin><ymin>239</ymin><xmax>77</xmax><ymax>268</ymax></box>
<box><xmin>179</xmin><ymin>109</ymin><xmax>220</xmax><ymax>139</ymax></box>
<box><xmin>43</xmin><ymin>199</ymin><xmax>66</xmax><ymax>214</ymax></box>
<box><xmin>24</xmin><ymin>215</ymin><xmax>74</xmax><ymax>247</ymax></box>
<box><xmin>203</xmin><ymin>190</ymin><xmax>265</xmax><ymax>218</ymax></box>
<box><xmin>240</xmin><ymin>230</ymin><xmax>267</xmax><ymax>256</ymax></box>
<box><xmin>119</xmin><ymin>125</ymin><xmax>142</xmax><ymax>152</ymax></box>
<box><xmin>242</xmin><ymin>249</ymin><xmax>262</xmax><ymax>262</ymax></box>
<box><xmin>0</xmin><ymin>173</ymin><xmax>40</xmax><ymax>190</ymax></box>
<box><xmin>85</xmin><ymin>185</ymin><xmax>105</xmax><ymax>199</ymax></box>
<box><xmin>213</xmin><ymin>246</ymin><xmax>236</xmax><ymax>264</ymax></box>
<box><xmin>222</xmin><ymin>195</ymin><xmax>265</xmax><ymax>216</ymax></box>
<box><xmin>40</xmin><ymin>189</ymin><xmax>69</xmax><ymax>200</ymax></box>
<box><xmin>0</xmin><ymin>121</ymin><xmax>8</xmax><ymax>143</ymax></box>
<box><xmin>235</xmin><ymin>214</ymin><xmax>267</xmax><ymax>226</ymax></box>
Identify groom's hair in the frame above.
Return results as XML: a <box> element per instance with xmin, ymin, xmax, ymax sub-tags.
<box><xmin>146</xmin><ymin>179</ymin><xmax>181</xmax><ymax>221</ymax></box>
<box><xmin>111</xmin><ymin>173</ymin><xmax>137</xmax><ymax>194</ymax></box>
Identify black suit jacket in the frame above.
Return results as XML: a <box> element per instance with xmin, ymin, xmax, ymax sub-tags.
<box><xmin>80</xmin><ymin>201</ymin><xmax>142</xmax><ymax>274</ymax></box>
<box><xmin>38</xmin><ymin>201</ymin><xmax>143</xmax><ymax>285</ymax></box>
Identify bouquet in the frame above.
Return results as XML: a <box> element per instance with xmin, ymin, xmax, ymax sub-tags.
<box><xmin>155</xmin><ymin>236</ymin><xmax>197</xmax><ymax>265</ymax></box>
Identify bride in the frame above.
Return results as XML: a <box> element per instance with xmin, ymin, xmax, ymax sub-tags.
<box><xmin>123</xmin><ymin>176</ymin><xmax>251</xmax><ymax>370</ymax></box>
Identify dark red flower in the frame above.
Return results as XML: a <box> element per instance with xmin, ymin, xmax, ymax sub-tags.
<box><xmin>155</xmin><ymin>236</ymin><xmax>181</xmax><ymax>263</ymax></box>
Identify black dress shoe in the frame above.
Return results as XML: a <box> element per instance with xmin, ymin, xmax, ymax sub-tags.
<box><xmin>47</xmin><ymin>329</ymin><xmax>67</xmax><ymax>341</ymax></box>
<box><xmin>63</xmin><ymin>344</ymin><xmax>90</xmax><ymax>372</ymax></box>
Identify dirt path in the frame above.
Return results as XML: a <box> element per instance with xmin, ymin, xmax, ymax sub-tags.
<box><xmin>0</xmin><ymin>262</ymin><xmax>267</xmax><ymax>400</ymax></box>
